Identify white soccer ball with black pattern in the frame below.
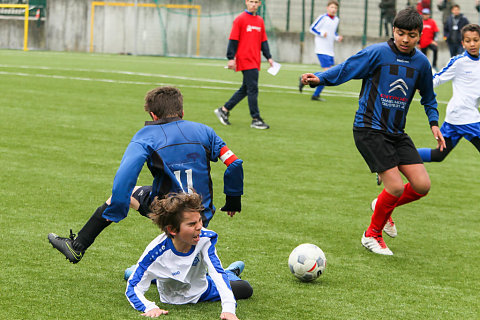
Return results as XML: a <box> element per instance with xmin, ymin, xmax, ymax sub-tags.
<box><xmin>288</xmin><ymin>243</ymin><xmax>326</xmax><ymax>282</ymax></box>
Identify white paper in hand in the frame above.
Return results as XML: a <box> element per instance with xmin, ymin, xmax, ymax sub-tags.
<box><xmin>267</xmin><ymin>61</ymin><xmax>281</xmax><ymax>76</ymax></box>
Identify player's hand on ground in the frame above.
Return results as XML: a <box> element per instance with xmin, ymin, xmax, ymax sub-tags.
<box><xmin>227</xmin><ymin>59</ymin><xmax>236</xmax><ymax>70</ymax></box>
<box><xmin>141</xmin><ymin>307</ymin><xmax>168</xmax><ymax>317</ymax></box>
<box><xmin>220</xmin><ymin>312</ymin><xmax>239</xmax><ymax>320</ymax></box>
<box><xmin>301</xmin><ymin>73</ymin><xmax>320</xmax><ymax>86</ymax></box>
<box><xmin>431</xmin><ymin>126</ymin><xmax>446</xmax><ymax>151</ymax></box>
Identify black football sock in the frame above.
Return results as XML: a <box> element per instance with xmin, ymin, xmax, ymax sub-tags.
<box><xmin>73</xmin><ymin>202</ymin><xmax>112</xmax><ymax>251</ymax></box>
<box><xmin>430</xmin><ymin>137</ymin><xmax>453</xmax><ymax>162</ymax></box>
<box><xmin>470</xmin><ymin>137</ymin><xmax>480</xmax><ymax>153</ymax></box>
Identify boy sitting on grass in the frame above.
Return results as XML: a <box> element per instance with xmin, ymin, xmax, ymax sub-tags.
<box><xmin>125</xmin><ymin>192</ymin><xmax>252</xmax><ymax>319</ymax></box>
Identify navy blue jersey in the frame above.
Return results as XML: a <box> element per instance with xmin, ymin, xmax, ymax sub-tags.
<box><xmin>103</xmin><ymin>118</ymin><xmax>243</xmax><ymax>223</ymax></box>
<box><xmin>314</xmin><ymin>39</ymin><xmax>439</xmax><ymax>133</ymax></box>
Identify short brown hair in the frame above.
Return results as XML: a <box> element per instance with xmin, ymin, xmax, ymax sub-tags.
<box><xmin>149</xmin><ymin>192</ymin><xmax>204</xmax><ymax>237</ymax></box>
<box><xmin>327</xmin><ymin>0</ymin><xmax>339</xmax><ymax>7</ymax></box>
<box><xmin>144</xmin><ymin>86</ymin><xmax>183</xmax><ymax>119</ymax></box>
<box><xmin>461</xmin><ymin>24</ymin><xmax>480</xmax><ymax>40</ymax></box>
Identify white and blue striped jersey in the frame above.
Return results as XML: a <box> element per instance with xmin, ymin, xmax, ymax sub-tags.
<box><xmin>125</xmin><ymin>228</ymin><xmax>236</xmax><ymax>314</ymax></box>
<box><xmin>309</xmin><ymin>13</ymin><xmax>340</xmax><ymax>56</ymax></box>
<box><xmin>433</xmin><ymin>51</ymin><xmax>480</xmax><ymax>125</ymax></box>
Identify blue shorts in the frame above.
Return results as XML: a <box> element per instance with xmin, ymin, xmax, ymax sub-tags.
<box><xmin>198</xmin><ymin>271</ymin><xmax>241</xmax><ymax>302</ymax></box>
<box><xmin>441</xmin><ymin>122</ymin><xmax>480</xmax><ymax>147</ymax></box>
<box><xmin>317</xmin><ymin>54</ymin><xmax>334</xmax><ymax>68</ymax></box>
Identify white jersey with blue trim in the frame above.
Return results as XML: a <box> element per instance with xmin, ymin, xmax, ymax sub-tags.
<box><xmin>433</xmin><ymin>51</ymin><xmax>480</xmax><ymax>125</ymax></box>
<box><xmin>125</xmin><ymin>228</ymin><xmax>236</xmax><ymax>314</ymax></box>
<box><xmin>309</xmin><ymin>13</ymin><xmax>340</xmax><ymax>56</ymax></box>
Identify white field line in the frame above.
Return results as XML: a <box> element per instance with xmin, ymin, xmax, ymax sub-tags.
<box><xmin>0</xmin><ymin>64</ymin><xmax>448</xmax><ymax>104</ymax></box>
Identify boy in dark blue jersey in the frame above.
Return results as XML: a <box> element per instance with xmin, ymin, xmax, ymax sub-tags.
<box><xmin>301</xmin><ymin>7</ymin><xmax>446</xmax><ymax>255</ymax></box>
<box><xmin>48</xmin><ymin>87</ymin><xmax>244</xmax><ymax>263</ymax></box>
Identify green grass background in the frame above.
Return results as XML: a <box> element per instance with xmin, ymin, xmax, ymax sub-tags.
<box><xmin>0</xmin><ymin>50</ymin><xmax>478</xmax><ymax>319</ymax></box>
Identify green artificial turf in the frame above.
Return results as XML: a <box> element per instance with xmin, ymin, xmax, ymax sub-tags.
<box><xmin>0</xmin><ymin>50</ymin><xmax>478</xmax><ymax>319</ymax></box>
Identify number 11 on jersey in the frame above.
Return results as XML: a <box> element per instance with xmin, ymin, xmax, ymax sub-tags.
<box><xmin>173</xmin><ymin>169</ymin><xmax>194</xmax><ymax>194</ymax></box>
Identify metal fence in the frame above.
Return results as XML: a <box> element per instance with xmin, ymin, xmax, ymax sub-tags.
<box><xmin>266</xmin><ymin>0</ymin><xmax>480</xmax><ymax>37</ymax></box>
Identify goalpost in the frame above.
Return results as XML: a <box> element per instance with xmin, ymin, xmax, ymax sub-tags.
<box><xmin>89</xmin><ymin>1</ymin><xmax>201</xmax><ymax>56</ymax></box>
<box><xmin>0</xmin><ymin>4</ymin><xmax>29</xmax><ymax>51</ymax></box>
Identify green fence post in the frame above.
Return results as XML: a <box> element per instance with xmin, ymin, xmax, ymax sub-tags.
<box><xmin>310</xmin><ymin>0</ymin><xmax>315</xmax><ymax>25</ymax></box>
<box><xmin>362</xmin><ymin>0</ymin><xmax>368</xmax><ymax>47</ymax></box>
<box><xmin>300</xmin><ymin>0</ymin><xmax>305</xmax><ymax>63</ymax></box>
<box><xmin>286</xmin><ymin>0</ymin><xmax>290</xmax><ymax>31</ymax></box>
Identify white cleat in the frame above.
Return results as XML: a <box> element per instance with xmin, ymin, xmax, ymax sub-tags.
<box><xmin>361</xmin><ymin>232</ymin><xmax>393</xmax><ymax>255</ymax></box>
<box><xmin>383</xmin><ymin>217</ymin><xmax>397</xmax><ymax>238</ymax></box>
<box><xmin>370</xmin><ymin>198</ymin><xmax>398</xmax><ymax>238</ymax></box>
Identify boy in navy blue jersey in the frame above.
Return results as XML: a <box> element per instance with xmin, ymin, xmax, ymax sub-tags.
<box><xmin>301</xmin><ymin>7</ymin><xmax>446</xmax><ymax>255</ymax></box>
<box><xmin>48</xmin><ymin>87</ymin><xmax>244</xmax><ymax>263</ymax></box>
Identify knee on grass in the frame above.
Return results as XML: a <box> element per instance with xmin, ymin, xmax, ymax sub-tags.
<box><xmin>230</xmin><ymin>280</ymin><xmax>253</xmax><ymax>300</ymax></box>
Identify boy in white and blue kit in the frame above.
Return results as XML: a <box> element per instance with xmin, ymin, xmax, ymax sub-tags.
<box><xmin>125</xmin><ymin>192</ymin><xmax>252</xmax><ymax>319</ymax></box>
<box><xmin>418</xmin><ymin>24</ymin><xmax>480</xmax><ymax>161</ymax></box>
<box><xmin>299</xmin><ymin>0</ymin><xmax>343</xmax><ymax>101</ymax></box>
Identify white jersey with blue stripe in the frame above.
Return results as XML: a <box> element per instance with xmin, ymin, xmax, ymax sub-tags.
<box><xmin>125</xmin><ymin>228</ymin><xmax>236</xmax><ymax>314</ymax></box>
<box><xmin>309</xmin><ymin>13</ymin><xmax>340</xmax><ymax>56</ymax></box>
<box><xmin>433</xmin><ymin>51</ymin><xmax>480</xmax><ymax>125</ymax></box>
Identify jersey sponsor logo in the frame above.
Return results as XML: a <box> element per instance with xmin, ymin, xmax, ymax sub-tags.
<box><xmin>192</xmin><ymin>255</ymin><xmax>200</xmax><ymax>266</ymax></box>
<box><xmin>396</xmin><ymin>59</ymin><xmax>410</xmax><ymax>64</ymax></box>
<box><xmin>246</xmin><ymin>25</ymin><xmax>262</xmax><ymax>32</ymax></box>
<box><xmin>219</xmin><ymin>146</ymin><xmax>238</xmax><ymax>166</ymax></box>
<box><xmin>187</xmin><ymin>152</ymin><xmax>202</xmax><ymax>161</ymax></box>
<box><xmin>388</xmin><ymin>79</ymin><xmax>408</xmax><ymax>96</ymax></box>
<box><xmin>380</xmin><ymin>94</ymin><xmax>408</xmax><ymax>102</ymax></box>
<box><xmin>171</xmin><ymin>271</ymin><xmax>180</xmax><ymax>276</ymax></box>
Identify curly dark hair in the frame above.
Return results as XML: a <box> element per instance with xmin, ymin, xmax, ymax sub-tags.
<box><xmin>149</xmin><ymin>192</ymin><xmax>204</xmax><ymax>237</ymax></box>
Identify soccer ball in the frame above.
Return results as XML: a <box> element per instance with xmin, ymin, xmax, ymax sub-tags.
<box><xmin>288</xmin><ymin>243</ymin><xmax>326</xmax><ymax>282</ymax></box>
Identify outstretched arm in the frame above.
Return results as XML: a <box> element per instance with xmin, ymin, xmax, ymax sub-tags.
<box><xmin>103</xmin><ymin>142</ymin><xmax>149</xmax><ymax>222</ymax></box>
<box><xmin>301</xmin><ymin>73</ymin><xmax>320</xmax><ymax>86</ymax></box>
<box><xmin>302</xmin><ymin>49</ymin><xmax>372</xmax><ymax>88</ymax></box>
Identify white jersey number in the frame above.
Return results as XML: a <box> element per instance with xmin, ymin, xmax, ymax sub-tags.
<box><xmin>173</xmin><ymin>169</ymin><xmax>193</xmax><ymax>194</ymax></box>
